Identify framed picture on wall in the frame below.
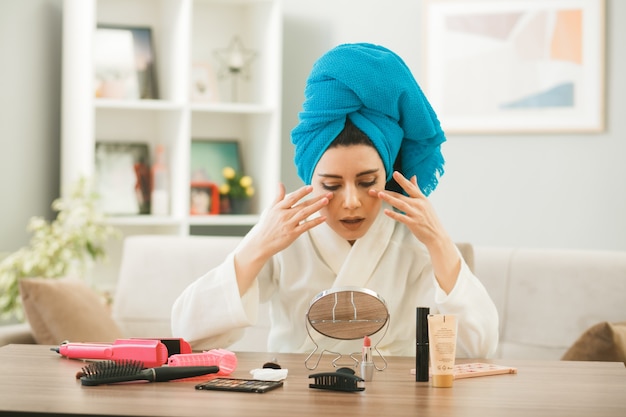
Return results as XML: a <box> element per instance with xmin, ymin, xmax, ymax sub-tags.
<box><xmin>94</xmin><ymin>25</ymin><xmax>159</xmax><ymax>100</ymax></box>
<box><xmin>423</xmin><ymin>0</ymin><xmax>605</xmax><ymax>133</ymax></box>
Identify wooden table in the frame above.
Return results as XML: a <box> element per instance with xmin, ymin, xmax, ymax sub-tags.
<box><xmin>0</xmin><ymin>344</ymin><xmax>625</xmax><ymax>416</ymax></box>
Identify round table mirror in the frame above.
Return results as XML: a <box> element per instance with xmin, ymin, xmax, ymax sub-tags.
<box><xmin>307</xmin><ymin>287</ymin><xmax>389</xmax><ymax>340</ymax></box>
<box><xmin>304</xmin><ymin>286</ymin><xmax>390</xmax><ymax>370</ymax></box>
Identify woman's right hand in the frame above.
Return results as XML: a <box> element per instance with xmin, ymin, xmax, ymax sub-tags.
<box><xmin>254</xmin><ymin>183</ymin><xmax>331</xmax><ymax>254</ymax></box>
<box><xmin>234</xmin><ymin>183</ymin><xmax>331</xmax><ymax>294</ymax></box>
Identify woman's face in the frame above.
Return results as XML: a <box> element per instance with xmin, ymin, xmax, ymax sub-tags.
<box><xmin>312</xmin><ymin>144</ymin><xmax>386</xmax><ymax>242</ymax></box>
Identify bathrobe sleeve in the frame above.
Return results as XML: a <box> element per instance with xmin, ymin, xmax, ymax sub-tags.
<box><xmin>170</xmin><ymin>251</ymin><xmax>262</xmax><ymax>350</ymax></box>
<box><xmin>431</xmin><ymin>259</ymin><xmax>500</xmax><ymax>358</ymax></box>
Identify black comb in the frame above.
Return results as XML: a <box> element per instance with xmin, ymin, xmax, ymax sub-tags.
<box><xmin>80</xmin><ymin>359</ymin><xmax>219</xmax><ymax>386</ymax></box>
<box><xmin>309</xmin><ymin>367</ymin><xmax>365</xmax><ymax>392</ymax></box>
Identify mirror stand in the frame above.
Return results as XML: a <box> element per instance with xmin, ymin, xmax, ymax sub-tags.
<box><xmin>304</xmin><ymin>316</ymin><xmax>390</xmax><ymax>371</ymax></box>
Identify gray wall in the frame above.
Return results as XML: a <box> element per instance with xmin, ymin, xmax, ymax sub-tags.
<box><xmin>1</xmin><ymin>0</ymin><xmax>624</xmax><ymax>254</ymax></box>
<box><xmin>0</xmin><ymin>0</ymin><xmax>62</xmax><ymax>253</ymax></box>
<box><xmin>280</xmin><ymin>0</ymin><xmax>626</xmax><ymax>251</ymax></box>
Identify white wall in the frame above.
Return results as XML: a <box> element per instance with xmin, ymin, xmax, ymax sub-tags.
<box><xmin>1</xmin><ymin>0</ymin><xmax>624</xmax><ymax>254</ymax></box>
<box><xmin>280</xmin><ymin>0</ymin><xmax>626</xmax><ymax>251</ymax></box>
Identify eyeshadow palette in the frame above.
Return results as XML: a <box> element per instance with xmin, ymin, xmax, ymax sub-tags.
<box><xmin>410</xmin><ymin>363</ymin><xmax>518</xmax><ymax>379</ymax></box>
<box><xmin>452</xmin><ymin>363</ymin><xmax>518</xmax><ymax>379</ymax></box>
<box><xmin>195</xmin><ymin>378</ymin><xmax>283</xmax><ymax>393</ymax></box>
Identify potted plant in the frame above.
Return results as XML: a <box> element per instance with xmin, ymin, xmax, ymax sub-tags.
<box><xmin>0</xmin><ymin>177</ymin><xmax>119</xmax><ymax>320</ymax></box>
<box><xmin>218</xmin><ymin>166</ymin><xmax>254</xmax><ymax>214</ymax></box>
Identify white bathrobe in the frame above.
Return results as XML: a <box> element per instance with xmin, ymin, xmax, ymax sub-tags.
<box><xmin>171</xmin><ymin>207</ymin><xmax>499</xmax><ymax>358</ymax></box>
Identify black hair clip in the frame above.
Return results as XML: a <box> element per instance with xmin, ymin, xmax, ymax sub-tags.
<box><xmin>309</xmin><ymin>367</ymin><xmax>365</xmax><ymax>392</ymax></box>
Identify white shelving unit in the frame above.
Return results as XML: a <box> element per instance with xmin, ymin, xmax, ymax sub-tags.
<box><xmin>61</xmin><ymin>0</ymin><xmax>282</xmax><ymax>288</ymax></box>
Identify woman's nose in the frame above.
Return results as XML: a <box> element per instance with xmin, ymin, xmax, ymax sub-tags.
<box><xmin>342</xmin><ymin>185</ymin><xmax>361</xmax><ymax>209</ymax></box>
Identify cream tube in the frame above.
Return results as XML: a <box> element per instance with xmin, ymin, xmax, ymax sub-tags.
<box><xmin>427</xmin><ymin>314</ymin><xmax>457</xmax><ymax>388</ymax></box>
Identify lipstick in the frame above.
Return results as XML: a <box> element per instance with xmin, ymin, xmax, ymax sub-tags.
<box><xmin>415</xmin><ymin>307</ymin><xmax>430</xmax><ymax>382</ymax></box>
<box><xmin>360</xmin><ymin>335</ymin><xmax>374</xmax><ymax>381</ymax></box>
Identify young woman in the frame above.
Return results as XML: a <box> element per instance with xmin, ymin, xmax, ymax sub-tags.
<box><xmin>172</xmin><ymin>43</ymin><xmax>499</xmax><ymax>358</ymax></box>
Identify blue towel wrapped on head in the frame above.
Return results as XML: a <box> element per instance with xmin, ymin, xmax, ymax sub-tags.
<box><xmin>291</xmin><ymin>43</ymin><xmax>446</xmax><ymax>196</ymax></box>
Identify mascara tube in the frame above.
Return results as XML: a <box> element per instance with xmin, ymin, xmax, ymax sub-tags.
<box><xmin>415</xmin><ymin>307</ymin><xmax>430</xmax><ymax>382</ymax></box>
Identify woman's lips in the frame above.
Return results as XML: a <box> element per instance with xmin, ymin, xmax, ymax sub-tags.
<box><xmin>340</xmin><ymin>217</ymin><xmax>364</xmax><ymax>230</ymax></box>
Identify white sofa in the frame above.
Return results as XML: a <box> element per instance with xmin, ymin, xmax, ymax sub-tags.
<box><xmin>475</xmin><ymin>247</ymin><xmax>626</xmax><ymax>359</ymax></box>
<box><xmin>2</xmin><ymin>235</ymin><xmax>625</xmax><ymax>360</ymax></box>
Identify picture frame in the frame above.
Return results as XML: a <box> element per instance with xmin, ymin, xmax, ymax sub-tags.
<box><xmin>94</xmin><ymin>142</ymin><xmax>151</xmax><ymax>215</ymax></box>
<box><xmin>423</xmin><ymin>0</ymin><xmax>605</xmax><ymax>133</ymax></box>
<box><xmin>190</xmin><ymin>62</ymin><xmax>220</xmax><ymax>103</ymax></box>
<box><xmin>190</xmin><ymin>139</ymin><xmax>243</xmax><ymax>186</ymax></box>
<box><xmin>190</xmin><ymin>139</ymin><xmax>245</xmax><ymax>215</ymax></box>
<box><xmin>94</xmin><ymin>25</ymin><xmax>159</xmax><ymax>100</ymax></box>
<box><xmin>190</xmin><ymin>181</ymin><xmax>221</xmax><ymax>215</ymax></box>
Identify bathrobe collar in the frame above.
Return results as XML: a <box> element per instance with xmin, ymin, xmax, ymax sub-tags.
<box><xmin>308</xmin><ymin>206</ymin><xmax>395</xmax><ymax>288</ymax></box>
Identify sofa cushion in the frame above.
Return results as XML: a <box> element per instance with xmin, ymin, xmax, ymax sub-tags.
<box><xmin>112</xmin><ymin>235</ymin><xmax>243</xmax><ymax>339</ymax></box>
<box><xmin>0</xmin><ymin>322</ymin><xmax>36</xmax><ymax>346</ymax></box>
<box><xmin>455</xmin><ymin>242</ymin><xmax>474</xmax><ymax>272</ymax></box>
<box><xmin>19</xmin><ymin>277</ymin><xmax>123</xmax><ymax>345</ymax></box>
<box><xmin>561</xmin><ymin>321</ymin><xmax>626</xmax><ymax>363</ymax></box>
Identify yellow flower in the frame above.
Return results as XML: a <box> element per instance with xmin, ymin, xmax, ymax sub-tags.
<box><xmin>222</xmin><ymin>166</ymin><xmax>236</xmax><ymax>180</ymax></box>
<box><xmin>239</xmin><ymin>175</ymin><xmax>253</xmax><ymax>188</ymax></box>
<box><xmin>219</xmin><ymin>183</ymin><xmax>231</xmax><ymax>195</ymax></box>
<box><xmin>221</xmin><ymin>168</ymin><xmax>253</xmax><ymax>200</ymax></box>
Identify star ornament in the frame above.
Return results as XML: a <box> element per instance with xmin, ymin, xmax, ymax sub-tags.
<box><xmin>214</xmin><ymin>36</ymin><xmax>257</xmax><ymax>79</ymax></box>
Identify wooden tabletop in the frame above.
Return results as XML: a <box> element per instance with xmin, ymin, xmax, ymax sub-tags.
<box><xmin>0</xmin><ymin>344</ymin><xmax>625</xmax><ymax>417</ymax></box>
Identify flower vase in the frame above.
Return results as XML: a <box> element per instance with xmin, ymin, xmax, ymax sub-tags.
<box><xmin>229</xmin><ymin>198</ymin><xmax>250</xmax><ymax>215</ymax></box>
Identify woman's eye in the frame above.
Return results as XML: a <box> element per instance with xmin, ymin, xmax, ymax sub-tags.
<box><xmin>360</xmin><ymin>179</ymin><xmax>377</xmax><ymax>188</ymax></box>
<box><xmin>322</xmin><ymin>183</ymin><xmax>340</xmax><ymax>191</ymax></box>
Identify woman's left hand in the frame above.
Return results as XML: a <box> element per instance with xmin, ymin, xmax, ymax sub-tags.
<box><xmin>369</xmin><ymin>171</ymin><xmax>446</xmax><ymax>246</ymax></box>
<box><xmin>369</xmin><ymin>171</ymin><xmax>461</xmax><ymax>293</ymax></box>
